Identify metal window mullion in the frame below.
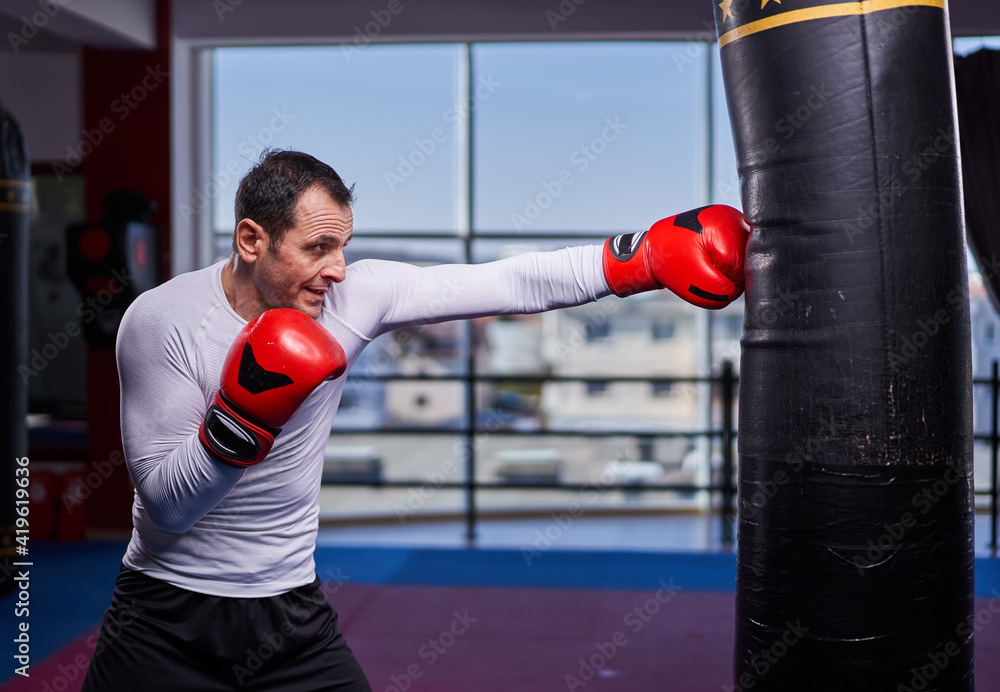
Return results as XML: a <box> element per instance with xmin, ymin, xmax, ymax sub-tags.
<box><xmin>461</xmin><ymin>43</ymin><xmax>477</xmax><ymax>545</ymax></box>
<box><xmin>694</xmin><ymin>42</ymin><xmax>716</xmax><ymax>517</ymax></box>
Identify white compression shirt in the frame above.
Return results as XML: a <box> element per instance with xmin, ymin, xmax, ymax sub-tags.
<box><xmin>117</xmin><ymin>246</ymin><xmax>611</xmax><ymax>597</ymax></box>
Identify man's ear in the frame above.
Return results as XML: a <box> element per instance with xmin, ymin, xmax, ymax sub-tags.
<box><xmin>234</xmin><ymin>218</ymin><xmax>269</xmax><ymax>263</ymax></box>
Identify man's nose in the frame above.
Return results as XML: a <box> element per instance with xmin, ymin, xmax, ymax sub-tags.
<box><xmin>321</xmin><ymin>251</ymin><xmax>346</xmax><ymax>283</ymax></box>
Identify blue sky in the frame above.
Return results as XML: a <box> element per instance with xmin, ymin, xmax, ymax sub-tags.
<box><xmin>212</xmin><ymin>37</ymin><xmax>994</xmax><ymax>268</ymax></box>
<box><xmin>212</xmin><ymin>42</ymin><xmax>738</xmax><ymax>239</ymax></box>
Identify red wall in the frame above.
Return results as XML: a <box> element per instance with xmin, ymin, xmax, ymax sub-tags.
<box><xmin>80</xmin><ymin>0</ymin><xmax>170</xmax><ymax>530</ymax></box>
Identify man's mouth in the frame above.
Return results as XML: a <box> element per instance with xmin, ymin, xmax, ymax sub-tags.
<box><xmin>304</xmin><ymin>286</ymin><xmax>328</xmax><ymax>298</ymax></box>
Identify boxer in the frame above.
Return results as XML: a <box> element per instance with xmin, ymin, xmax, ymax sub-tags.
<box><xmin>82</xmin><ymin>149</ymin><xmax>748</xmax><ymax>691</ymax></box>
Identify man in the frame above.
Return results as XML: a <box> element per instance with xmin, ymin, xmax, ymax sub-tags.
<box><xmin>81</xmin><ymin>149</ymin><xmax>749</xmax><ymax>691</ymax></box>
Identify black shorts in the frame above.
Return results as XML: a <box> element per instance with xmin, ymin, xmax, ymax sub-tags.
<box><xmin>80</xmin><ymin>567</ymin><xmax>372</xmax><ymax>692</ymax></box>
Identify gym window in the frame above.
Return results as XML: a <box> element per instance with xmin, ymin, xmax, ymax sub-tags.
<box><xmin>203</xmin><ymin>37</ymin><xmax>1000</xmax><ymax>519</ymax></box>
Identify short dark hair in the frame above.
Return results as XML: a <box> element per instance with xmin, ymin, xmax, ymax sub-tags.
<box><xmin>233</xmin><ymin>149</ymin><xmax>355</xmax><ymax>252</ymax></box>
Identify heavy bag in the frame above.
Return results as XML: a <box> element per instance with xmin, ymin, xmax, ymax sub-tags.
<box><xmin>714</xmin><ymin>1</ymin><xmax>975</xmax><ymax>689</ymax></box>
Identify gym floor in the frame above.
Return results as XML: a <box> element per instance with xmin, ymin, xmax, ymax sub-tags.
<box><xmin>3</xmin><ymin>514</ymin><xmax>999</xmax><ymax>691</ymax></box>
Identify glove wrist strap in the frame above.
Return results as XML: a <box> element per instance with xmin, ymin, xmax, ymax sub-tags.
<box><xmin>198</xmin><ymin>392</ymin><xmax>280</xmax><ymax>468</ymax></box>
<box><xmin>602</xmin><ymin>233</ymin><xmax>661</xmax><ymax>297</ymax></box>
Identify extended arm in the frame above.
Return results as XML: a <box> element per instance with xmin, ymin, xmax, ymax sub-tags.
<box><xmin>360</xmin><ymin>244</ymin><xmax>611</xmax><ymax>336</ymax></box>
<box><xmin>358</xmin><ymin>204</ymin><xmax>749</xmax><ymax>336</ymax></box>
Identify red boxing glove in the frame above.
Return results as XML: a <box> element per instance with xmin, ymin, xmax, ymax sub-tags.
<box><xmin>602</xmin><ymin>204</ymin><xmax>750</xmax><ymax>309</ymax></box>
<box><xmin>199</xmin><ymin>308</ymin><xmax>348</xmax><ymax>468</ymax></box>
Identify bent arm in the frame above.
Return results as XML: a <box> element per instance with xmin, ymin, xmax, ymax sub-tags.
<box><xmin>117</xmin><ymin>299</ymin><xmax>243</xmax><ymax>533</ymax></box>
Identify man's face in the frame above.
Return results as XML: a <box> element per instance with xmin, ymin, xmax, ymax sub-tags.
<box><xmin>253</xmin><ymin>185</ymin><xmax>353</xmax><ymax>318</ymax></box>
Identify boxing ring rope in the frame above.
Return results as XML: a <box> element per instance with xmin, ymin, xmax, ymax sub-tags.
<box><xmin>322</xmin><ymin>361</ymin><xmax>1000</xmax><ymax>552</ymax></box>
<box><xmin>325</xmin><ymin>363</ymin><xmax>743</xmax><ymax>546</ymax></box>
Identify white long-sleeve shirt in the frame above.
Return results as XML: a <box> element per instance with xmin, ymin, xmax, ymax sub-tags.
<box><xmin>117</xmin><ymin>247</ymin><xmax>611</xmax><ymax>597</ymax></box>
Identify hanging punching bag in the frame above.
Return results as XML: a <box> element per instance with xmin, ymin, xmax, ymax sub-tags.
<box><xmin>714</xmin><ymin>1</ymin><xmax>974</xmax><ymax>690</ymax></box>
<box><xmin>0</xmin><ymin>101</ymin><xmax>29</xmax><ymax>596</ymax></box>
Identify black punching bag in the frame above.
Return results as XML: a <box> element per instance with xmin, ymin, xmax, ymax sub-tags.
<box><xmin>714</xmin><ymin>1</ymin><xmax>974</xmax><ymax>690</ymax></box>
<box><xmin>0</xmin><ymin>102</ymin><xmax>29</xmax><ymax>596</ymax></box>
